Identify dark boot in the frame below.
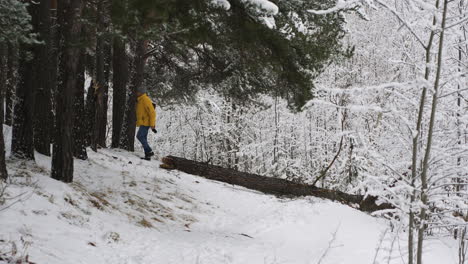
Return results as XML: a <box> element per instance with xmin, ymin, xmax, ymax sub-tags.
<box><xmin>143</xmin><ymin>151</ymin><xmax>154</xmax><ymax>160</ymax></box>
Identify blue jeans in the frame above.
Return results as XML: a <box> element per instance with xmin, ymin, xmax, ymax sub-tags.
<box><xmin>136</xmin><ymin>126</ymin><xmax>153</xmax><ymax>154</ymax></box>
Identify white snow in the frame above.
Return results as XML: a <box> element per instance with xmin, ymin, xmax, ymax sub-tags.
<box><xmin>0</xmin><ymin>127</ymin><xmax>458</xmax><ymax>263</ymax></box>
<box><xmin>243</xmin><ymin>0</ymin><xmax>278</xmax><ymax>15</ymax></box>
<box><xmin>308</xmin><ymin>0</ymin><xmax>363</xmax><ymax>15</ymax></box>
<box><xmin>211</xmin><ymin>0</ymin><xmax>231</xmax><ymax>10</ymax></box>
<box><xmin>210</xmin><ymin>0</ymin><xmax>278</xmax><ymax>15</ymax></box>
<box><xmin>210</xmin><ymin>0</ymin><xmax>279</xmax><ymax>28</ymax></box>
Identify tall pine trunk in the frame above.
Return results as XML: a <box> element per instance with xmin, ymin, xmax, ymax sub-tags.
<box><xmin>0</xmin><ymin>43</ymin><xmax>8</xmax><ymax>180</ymax></box>
<box><xmin>12</xmin><ymin>1</ymin><xmax>38</xmax><ymax>160</ymax></box>
<box><xmin>73</xmin><ymin>39</ymin><xmax>88</xmax><ymax>160</ymax></box>
<box><xmin>34</xmin><ymin>0</ymin><xmax>53</xmax><ymax>156</ymax></box>
<box><xmin>49</xmin><ymin>0</ymin><xmax>59</xmax><ymax>145</ymax></box>
<box><xmin>85</xmin><ymin>80</ymin><xmax>96</xmax><ymax>147</ymax></box>
<box><xmin>100</xmin><ymin>41</ymin><xmax>111</xmax><ymax>147</ymax></box>
<box><xmin>119</xmin><ymin>39</ymin><xmax>146</xmax><ymax>151</ymax></box>
<box><xmin>93</xmin><ymin>35</ymin><xmax>105</xmax><ymax>151</ymax></box>
<box><xmin>5</xmin><ymin>43</ymin><xmax>17</xmax><ymax>126</ymax></box>
<box><xmin>93</xmin><ymin>40</ymin><xmax>111</xmax><ymax>150</ymax></box>
<box><xmin>52</xmin><ymin>0</ymin><xmax>83</xmax><ymax>183</ymax></box>
<box><xmin>82</xmin><ymin>5</ymin><xmax>96</xmax><ymax>149</ymax></box>
<box><xmin>111</xmin><ymin>36</ymin><xmax>129</xmax><ymax>148</ymax></box>
<box><xmin>92</xmin><ymin>1</ymin><xmax>111</xmax><ymax>150</ymax></box>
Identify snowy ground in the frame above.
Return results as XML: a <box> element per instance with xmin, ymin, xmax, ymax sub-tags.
<box><xmin>0</xmin><ymin>131</ymin><xmax>459</xmax><ymax>263</ymax></box>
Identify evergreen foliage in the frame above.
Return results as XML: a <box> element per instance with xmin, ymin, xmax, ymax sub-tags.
<box><xmin>0</xmin><ymin>0</ymin><xmax>37</xmax><ymax>44</ymax></box>
<box><xmin>117</xmin><ymin>0</ymin><xmax>351</xmax><ymax>111</ymax></box>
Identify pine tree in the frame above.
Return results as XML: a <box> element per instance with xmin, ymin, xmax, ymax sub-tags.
<box><xmin>33</xmin><ymin>0</ymin><xmax>53</xmax><ymax>156</ymax></box>
<box><xmin>0</xmin><ymin>43</ymin><xmax>8</xmax><ymax>180</ymax></box>
<box><xmin>143</xmin><ymin>0</ymin><xmax>348</xmax><ymax>111</ymax></box>
<box><xmin>12</xmin><ymin>1</ymin><xmax>38</xmax><ymax>160</ymax></box>
<box><xmin>119</xmin><ymin>39</ymin><xmax>146</xmax><ymax>151</ymax></box>
<box><xmin>52</xmin><ymin>0</ymin><xmax>83</xmax><ymax>183</ymax></box>
<box><xmin>5</xmin><ymin>43</ymin><xmax>17</xmax><ymax>126</ymax></box>
<box><xmin>0</xmin><ymin>0</ymin><xmax>32</xmax><ymax>128</ymax></box>
<box><xmin>73</xmin><ymin>37</ymin><xmax>88</xmax><ymax>160</ymax></box>
<box><xmin>111</xmin><ymin>36</ymin><xmax>129</xmax><ymax>148</ymax></box>
<box><xmin>0</xmin><ymin>0</ymin><xmax>35</xmax><ymax>43</ymax></box>
<box><xmin>112</xmin><ymin>0</ymin><xmax>347</xmax><ymax>150</ymax></box>
<box><xmin>93</xmin><ymin>0</ymin><xmax>112</xmax><ymax>150</ymax></box>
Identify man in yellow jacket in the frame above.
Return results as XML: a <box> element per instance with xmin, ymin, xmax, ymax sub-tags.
<box><xmin>136</xmin><ymin>87</ymin><xmax>156</xmax><ymax>160</ymax></box>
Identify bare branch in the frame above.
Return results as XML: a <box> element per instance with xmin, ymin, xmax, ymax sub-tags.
<box><xmin>374</xmin><ymin>0</ymin><xmax>427</xmax><ymax>49</ymax></box>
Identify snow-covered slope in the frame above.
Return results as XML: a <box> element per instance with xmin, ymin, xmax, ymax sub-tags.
<box><xmin>0</xmin><ymin>148</ymin><xmax>457</xmax><ymax>263</ymax></box>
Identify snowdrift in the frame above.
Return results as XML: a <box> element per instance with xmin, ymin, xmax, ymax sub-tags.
<box><xmin>0</xmin><ymin>148</ymin><xmax>457</xmax><ymax>264</ymax></box>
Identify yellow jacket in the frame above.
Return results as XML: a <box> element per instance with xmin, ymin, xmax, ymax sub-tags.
<box><xmin>136</xmin><ymin>93</ymin><xmax>156</xmax><ymax>127</ymax></box>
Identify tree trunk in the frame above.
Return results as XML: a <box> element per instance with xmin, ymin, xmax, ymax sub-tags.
<box><xmin>52</xmin><ymin>0</ymin><xmax>83</xmax><ymax>183</ymax></box>
<box><xmin>82</xmin><ymin>6</ymin><xmax>96</xmax><ymax>149</ymax></box>
<box><xmin>49</xmin><ymin>0</ymin><xmax>59</xmax><ymax>145</ymax></box>
<box><xmin>73</xmin><ymin>41</ymin><xmax>88</xmax><ymax>160</ymax></box>
<box><xmin>99</xmin><ymin>40</ymin><xmax>111</xmax><ymax>147</ymax></box>
<box><xmin>85</xmin><ymin>79</ymin><xmax>96</xmax><ymax>148</ymax></box>
<box><xmin>119</xmin><ymin>39</ymin><xmax>146</xmax><ymax>151</ymax></box>
<box><xmin>111</xmin><ymin>36</ymin><xmax>129</xmax><ymax>148</ymax></box>
<box><xmin>416</xmin><ymin>1</ymin><xmax>448</xmax><ymax>263</ymax></box>
<box><xmin>455</xmin><ymin>0</ymin><xmax>466</xmax><ymax>196</ymax></box>
<box><xmin>5</xmin><ymin>43</ymin><xmax>17</xmax><ymax>126</ymax></box>
<box><xmin>12</xmin><ymin>2</ymin><xmax>38</xmax><ymax>160</ymax></box>
<box><xmin>33</xmin><ymin>0</ymin><xmax>53</xmax><ymax>156</ymax></box>
<box><xmin>408</xmin><ymin>2</ymin><xmax>439</xmax><ymax>263</ymax></box>
<box><xmin>0</xmin><ymin>43</ymin><xmax>8</xmax><ymax>180</ymax></box>
<box><xmin>93</xmin><ymin>35</ymin><xmax>105</xmax><ymax>151</ymax></box>
<box><xmin>459</xmin><ymin>227</ymin><xmax>467</xmax><ymax>264</ymax></box>
<box><xmin>161</xmin><ymin>156</ymin><xmax>394</xmax><ymax>213</ymax></box>
<box><xmin>93</xmin><ymin>1</ymin><xmax>111</xmax><ymax>149</ymax></box>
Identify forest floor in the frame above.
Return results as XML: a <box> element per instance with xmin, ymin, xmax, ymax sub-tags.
<box><xmin>0</xmin><ymin>128</ymin><xmax>459</xmax><ymax>264</ymax></box>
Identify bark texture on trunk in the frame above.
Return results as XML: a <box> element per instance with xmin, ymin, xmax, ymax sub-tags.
<box><xmin>49</xmin><ymin>4</ymin><xmax>59</xmax><ymax>143</ymax></box>
<box><xmin>99</xmin><ymin>41</ymin><xmax>111</xmax><ymax>147</ymax></box>
<box><xmin>52</xmin><ymin>0</ymin><xmax>83</xmax><ymax>183</ymax></box>
<box><xmin>111</xmin><ymin>37</ymin><xmax>128</xmax><ymax>148</ymax></box>
<box><xmin>73</xmin><ymin>43</ymin><xmax>88</xmax><ymax>160</ymax></box>
<box><xmin>0</xmin><ymin>43</ymin><xmax>8</xmax><ymax>180</ymax></box>
<box><xmin>5</xmin><ymin>43</ymin><xmax>16</xmax><ymax>126</ymax></box>
<box><xmin>161</xmin><ymin>156</ymin><xmax>394</xmax><ymax>213</ymax></box>
<box><xmin>93</xmin><ymin>2</ymin><xmax>111</xmax><ymax>150</ymax></box>
<box><xmin>119</xmin><ymin>39</ymin><xmax>146</xmax><ymax>151</ymax></box>
<box><xmin>93</xmin><ymin>35</ymin><xmax>105</xmax><ymax>151</ymax></box>
<box><xmin>33</xmin><ymin>0</ymin><xmax>53</xmax><ymax>156</ymax></box>
<box><xmin>12</xmin><ymin>2</ymin><xmax>38</xmax><ymax>160</ymax></box>
<box><xmin>85</xmin><ymin>80</ymin><xmax>96</xmax><ymax>147</ymax></box>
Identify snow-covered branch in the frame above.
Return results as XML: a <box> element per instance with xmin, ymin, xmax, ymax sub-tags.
<box><xmin>308</xmin><ymin>0</ymin><xmax>365</xmax><ymax>15</ymax></box>
<box><xmin>374</xmin><ymin>0</ymin><xmax>427</xmax><ymax>49</ymax></box>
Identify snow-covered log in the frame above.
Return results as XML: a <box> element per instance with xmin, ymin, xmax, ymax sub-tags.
<box><xmin>161</xmin><ymin>156</ymin><xmax>393</xmax><ymax>213</ymax></box>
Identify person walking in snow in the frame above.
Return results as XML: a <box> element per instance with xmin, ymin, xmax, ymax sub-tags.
<box><xmin>135</xmin><ymin>86</ymin><xmax>157</xmax><ymax>160</ymax></box>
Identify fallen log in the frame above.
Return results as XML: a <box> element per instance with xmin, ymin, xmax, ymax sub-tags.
<box><xmin>161</xmin><ymin>156</ymin><xmax>394</xmax><ymax>213</ymax></box>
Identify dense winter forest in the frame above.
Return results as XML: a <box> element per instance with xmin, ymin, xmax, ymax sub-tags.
<box><xmin>0</xmin><ymin>0</ymin><xmax>467</xmax><ymax>263</ymax></box>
